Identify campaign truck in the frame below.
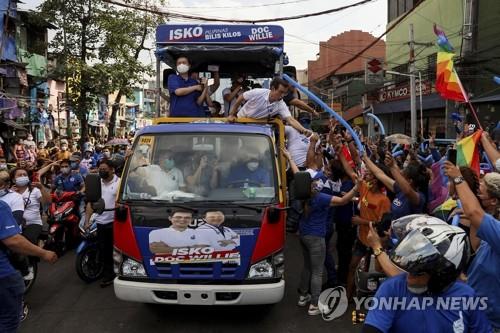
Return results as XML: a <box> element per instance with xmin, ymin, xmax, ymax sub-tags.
<box><xmin>85</xmin><ymin>24</ymin><xmax>311</xmax><ymax>306</ymax></box>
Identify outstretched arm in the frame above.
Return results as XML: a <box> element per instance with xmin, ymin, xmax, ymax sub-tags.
<box><xmin>384</xmin><ymin>152</ymin><xmax>421</xmax><ymax>206</ymax></box>
<box><xmin>362</xmin><ymin>153</ymin><xmax>395</xmax><ymax>192</ymax></box>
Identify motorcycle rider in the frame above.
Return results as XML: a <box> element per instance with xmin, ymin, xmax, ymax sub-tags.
<box><xmin>0</xmin><ymin>200</ymin><xmax>57</xmax><ymax>333</ymax></box>
<box><xmin>53</xmin><ymin>159</ymin><xmax>85</xmax><ymax>193</ymax></box>
<box><xmin>362</xmin><ymin>222</ymin><xmax>491</xmax><ymax>333</ymax></box>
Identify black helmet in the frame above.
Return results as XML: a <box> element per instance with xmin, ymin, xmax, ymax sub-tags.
<box><xmin>390</xmin><ymin>223</ymin><xmax>470</xmax><ymax>294</ymax></box>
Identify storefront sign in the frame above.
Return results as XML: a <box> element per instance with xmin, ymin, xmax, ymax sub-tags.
<box><xmin>378</xmin><ymin>82</ymin><xmax>431</xmax><ymax>102</ymax></box>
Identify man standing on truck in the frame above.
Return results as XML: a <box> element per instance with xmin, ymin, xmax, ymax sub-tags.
<box><xmin>168</xmin><ymin>56</ymin><xmax>209</xmax><ymax>117</ymax></box>
<box><xmin>227</xmin><ymin>77</ymin><xmax>312</xmax><ymax>136</ymax></box>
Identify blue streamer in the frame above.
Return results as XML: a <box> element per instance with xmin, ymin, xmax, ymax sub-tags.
<box><xmin>392</xmin><ymin>150</ymin><xmax>405</xmax><ymax>158</ymax></box>
<box><xmin>392</xmin><ymin>144</ymin><xmax>401</xmax><ymax>153</ymax></box>
<box><xmin>282</xmin><ymin>74</ymin><xmax>364</xmax><ymax>153</ymax></box>
<box><xmin>365</xmin><ymin>113</ymin><xmax>386</xmax><ymax>135</ymax></box>
<box><xmin>452</xmin><ymin>200</ymin><xmax>461</xmax><ymax>226</ymax></box>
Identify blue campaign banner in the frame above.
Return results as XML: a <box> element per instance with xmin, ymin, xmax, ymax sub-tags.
<box><xmin>156</xmin><ymin>24</ymin><xmax>284</xmax><ymax>45</ymax></box>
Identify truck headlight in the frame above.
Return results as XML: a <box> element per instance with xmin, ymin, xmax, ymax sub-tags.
<box><xmin>248</xmin><ymin>260</ymin><xmax>274</xmax><ymax>279</ymax></box>
<box><xmin>121</xmin><ymin>258</ymin><xmax>146</xmax><ymax>277</ymax></box>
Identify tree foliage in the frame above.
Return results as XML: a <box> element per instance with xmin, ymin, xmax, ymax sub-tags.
<box><xmin>38</xmin><ymin>0</ymin><xmax>165</xmax><ymax>139</ymax></box>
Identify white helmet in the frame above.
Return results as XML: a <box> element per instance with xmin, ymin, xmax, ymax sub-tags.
<box><xmin>391</xmin><ymin>214</ymin><xmax>448</xmax><ymax>243</ymax></box>
<box><xmin>391</xmin><ymin>223</ymin><xmax>470</xmax><ymax>293</ymax></box>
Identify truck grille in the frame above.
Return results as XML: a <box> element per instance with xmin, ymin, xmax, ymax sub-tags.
<box><xmin>155</xmin><ymin>262</ymin><xmax>239</xmax><ymax>279</ymax></box>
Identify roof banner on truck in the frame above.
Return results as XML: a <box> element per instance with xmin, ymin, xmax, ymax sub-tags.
<box><xmin>156</xmin><ymin>24</ymin><xmax>284</xmax><ymax>45</ymax></box>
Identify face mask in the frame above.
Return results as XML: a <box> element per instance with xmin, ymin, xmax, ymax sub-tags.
<box><xmin>177</xmin><ymin>64</ymin><xmax>190</xmax><ymax>74</ymax></box>
<box><xmin>407</xmin><ymin>285</ymin><xmax>428</xmax><ymax>295</ymax></box>
<box><xmin>15</xmin><ymin>176</ymin><xmax>30</xmax><ymax>187</ymax></box>
<box><xmin>61</xmin><ymin>167</ymin><xmax>70</xmax><ymax>174</ymax></box>
<box><xmin>99</xmin><ymin>170</ymin><xmax>110</xmax><ymax>179</ymax></box>
<box><xmin>27</xmin><ymin>136</ymin><xmax>33</xmax><ymax>141</ymax></box>
<box><xmin>70</xmin><ymin>162</ymin><xmax>79</xmax><ymax>170</ymax></box>
<box><xmin>164</xmin><ymin>158</ymin><xmax>175</xmax><ymax>170</ymax></box>
<box><xmin>0</xmin><ymin>163</ymin><xmax>7</xmax><ymax>171</ymax></box>
<box><xmin>61</xmin><ymin>146</ymin><xmax>68</xmax><ymax>151</ymax></box>
<box><xmin>247</xmin><ymin>161</ymin><xmax>259</xmax><ymax>171</ymax></box>
<box><xmin>103</xmin><ymin>152</ymin><xmax>111</xmax><ymax>158</ymax></box>
<box><xmin>313</xmin><ymin>181</ymin><xmax>324</xmax><ymax>192</ymax></box>
<box><xmin>0</xmin><ymin>188</ymin><xmax>7</xmax><ymax>197</ymax></box>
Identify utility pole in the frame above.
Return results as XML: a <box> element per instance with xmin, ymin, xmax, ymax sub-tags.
<box><xmin>409</xmin><ymin>24</ymin><xmax>417</xmax><ymax>142</ymax></box>
<box><xmin>63</xmin><ymin>2</ymin><xmax>70</xmax><ymax>138</ymax></box>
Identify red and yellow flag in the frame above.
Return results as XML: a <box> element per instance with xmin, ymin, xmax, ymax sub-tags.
<box><xmin>436</xmin><ymin>52</ymin><xmax>467</xmax><ymax>102</ymax></box>
<box><xmin>456</xmin><ymin>130</ymin><xmax>482</xmax><ymax>175</ymax></box>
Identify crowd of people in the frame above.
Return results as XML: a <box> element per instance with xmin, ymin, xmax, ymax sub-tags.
<box><xmin>0</xmin><ymin>133</ymin><xmax>129</xmax><ymax>332</ymax></box>
<box><xmin>1</xmin><ymin>53</ymin><xmax>499</xmax><ymax>333</ymax></box>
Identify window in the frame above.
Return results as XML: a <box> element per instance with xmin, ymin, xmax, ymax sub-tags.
<box><xmin>427</xmin><ymin>53</ymin><xmax>437</xmax><ymax>82</ymax></box>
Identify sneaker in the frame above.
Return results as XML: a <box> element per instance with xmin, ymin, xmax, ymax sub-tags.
<box><xmin>308</xmin><ymin>304</ymin><xmax>321</xmax><ymax>316</ymax></box>
<box><xmin>297</xmin><ymin>294</ymin><xmax>311</xmax><ymax>307</ymax></box>
<box><xmin>23</xmin><ymin>268</ymin><xmax>34</xmax><ymax>281</ymax></box>
<box><xmin>20</xmin><ymin>303</ymin><xmax>29</xmax><ymax>322</ymax></box>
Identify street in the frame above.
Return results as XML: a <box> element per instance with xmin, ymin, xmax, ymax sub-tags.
<box><xmin>20</xmin><ymin>234</ymin><xmax>362</xmax><ymax>333</ymax></box>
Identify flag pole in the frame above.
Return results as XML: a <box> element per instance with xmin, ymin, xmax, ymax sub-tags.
<box><xmin>454</xmin><ymin>68</ymin><xmax>483</xmax><ymax>130</ymax></box>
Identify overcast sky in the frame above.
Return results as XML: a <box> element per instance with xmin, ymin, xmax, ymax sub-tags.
<box><xmin>22</xmin><ymin>0</ymin><xmax>387</xmax><ymax>70</ymax></box>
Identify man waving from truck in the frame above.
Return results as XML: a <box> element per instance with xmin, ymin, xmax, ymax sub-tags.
<box><xmin>227</xmin><ymin>77</ymin><xmax>312</xmax><ymax>137</ymax></box>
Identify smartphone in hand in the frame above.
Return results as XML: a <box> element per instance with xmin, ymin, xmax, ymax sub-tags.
<box><xmin>447</xmin><ymin>148</ymin><xmax>457</xmax><ymax>165</ymax></box>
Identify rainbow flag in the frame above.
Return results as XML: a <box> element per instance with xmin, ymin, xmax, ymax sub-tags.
<box><xmin>436</xmin><ymin>52</ymin><xmax>467</xmax><ymax>102</ymax></box>
<box><xmin>456</xmin><ymin>130</ymin><xmax>482</xmax><ymax>175</ymax></box>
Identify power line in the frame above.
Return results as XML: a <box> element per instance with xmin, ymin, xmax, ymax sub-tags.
<box><xmin>310</xmin><ymin>0</ymin><xmax>428</xmax><ymax>85</ymax></box>
<box><xmin>102</xmin><ymin>0</ymin><xmax>378</xmax><ymax>23</ymax></box>
<box><xmin>167</xmin><ymin>0</ymin><xmax>311</xmax><ymax>10</ymax></box>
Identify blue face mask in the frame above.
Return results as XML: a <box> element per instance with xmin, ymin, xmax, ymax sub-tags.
<box><xmin>163</xmin><ymin>158</ymin><xmax>175</xmax><ymax>170</ymax></box>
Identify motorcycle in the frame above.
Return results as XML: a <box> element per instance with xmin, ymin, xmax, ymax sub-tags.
<box><xmin>44</xmin><ymin>190</ymin><xmax>82</xmax><ymax>256</ymax></box>
<box><xmin>75</xmin><ymin>215</ymin><xmax>103</xmax><ymax>282</ymax></box>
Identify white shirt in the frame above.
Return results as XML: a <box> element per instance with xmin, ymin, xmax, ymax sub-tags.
<box><xmin>20</xmin><ymin>187</ymin><xmax>42</xmax><ymax>226</ymax></box>
<box><xmin>222</xmin><ymin>87</ymin><xmax>242</xmax><ymax>116</ymax></box>
<box><xmin>285</xmin><ymin>126</ymin><xmax>311</xmax><ymax>168</ymax></box>
<box><xmin>94</xmin><ymin>175</ymin><xmax>120</xmax><ymax>225</ymax></box>
<box><xmin>0</xmin><ymin>191</ymin><xmax>24</xmax><ymax>213</ymax></box>
<box><xmin>144</xmin><ymin>165</ymin><xmax>185</xmax><ymax>196</ymax></box>
<box><xmin>237</xmin><ymin>88</ymin><xmax>291</xmax><ymax>120</ymax></box>
<box><xmin>149</xmin><ymin>227</ymin><xmax>210</xmax><ymax>248</ymax></box>
<box><xmin>197</xmin><ymin>223</ymin><xmax>240</xmax><ymax>251</ymax></box>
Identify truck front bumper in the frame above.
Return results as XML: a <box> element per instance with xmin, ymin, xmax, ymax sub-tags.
<box><xmin>114</xmin><ymin>278</ymin><xmax>285</xmax><ymax>305</ymax></box>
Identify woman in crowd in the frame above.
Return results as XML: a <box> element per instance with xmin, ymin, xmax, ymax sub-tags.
<box><xmin>11</xmin><ymin>167</ymin><xmax>52</xmax><ymax>245</ymax></box>
<box><xmin>444</xmin><ymin>162</ymin><xmax>500</xmax><ymax>331</ymax></box>
<box><xmin>363</xmin><ymin>151</ymin><xmax>429</xmax><ymax>220</ymax></box>
<box><xmin>284</xmin><ymin>147</ymin><xmax>359</xmax><ymax>316</ymax></box>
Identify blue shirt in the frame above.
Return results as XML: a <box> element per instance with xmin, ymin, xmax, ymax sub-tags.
<box><xmin>391</xmin><ymin>183</ymin><xmax>426</xmax><ymax>220</ymax></box>
<box><xmin>365</xmin><ymin>273</ymin><xmax>492</xmax><ymax>333</ymax></box>
<box><xmin>467</xmin><ymin>213</ymin><xmax>500</xmax><ymax>328</ymax></box>
<box><xmin>333</xmin><ymin>180</ymin><xmax>355</xmax><ymax>228</ymax></box>
<box><xmin>168</xmin><ymin>74</ymin><xmax>204</xmax><ymax>117</ymax></box>
<box><xmin>299</xmin><ymin>192</ymin><xmax>332</xmax><ymax>237</ymax></box>
<box><xmin>225</xmin><ymin>164</ymin><xmax>271</xmax><ymax>187</ymax></box>
<box><xmin>0</xmin><ymin>201</ymin><xmax>21</xmax><ymax>278</ymax></box>
<box><xmin>54</xmin><ymin>173</ymin><xmax>84</xmax><ymax>192</ymax></box>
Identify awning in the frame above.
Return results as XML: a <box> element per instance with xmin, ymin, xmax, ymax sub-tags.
<box><xmin>471</xmin><ymin>94</ymin><xmax>500</xmax><ymax>103</ymax></box>
<box><xmin>1</xmin><ymin>119</ymin><xmax>26</xmax><ymax>130</ymax></box>
<box><xmin>342</xmin><ymin>105</ymin><xmax>363</xmax><ymax>121</ymax></box>
<box><xmin>372</xmin><ymin>93</ymin><xmax>445</xmax><ymax>115</ymax></box>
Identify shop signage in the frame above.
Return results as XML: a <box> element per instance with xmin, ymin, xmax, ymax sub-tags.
<box><xmin>378</xmin><ymin>81</ymin><xmax>431</xmax><ymax>102</ymax></box>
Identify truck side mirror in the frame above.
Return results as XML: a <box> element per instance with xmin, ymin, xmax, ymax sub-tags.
<box><xmin>85</xmin><ymin>174</ymin><xmax>102</xmax><ymax>203</ymax></box>
<box><xmin>293</xmin><ymin>171</ymin><xmax>312</xmax><ymax>201</ymax></box>
<box><xmin>91</xmin><ymin>199</ymin><xmax>105</xmax><ymax>215</ymax></box>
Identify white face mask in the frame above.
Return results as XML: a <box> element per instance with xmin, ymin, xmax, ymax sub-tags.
<box><xmin>247</xmin><ymin>161</ymin><xmax>259</xmax><ymax>171</ymax></box>
<box><xmin>177</xmin><ymin>64</ymin><xmax>190</xmax><ymax>74</ymax></box>
<box><xmin>27</xmin><ymin>136</ymin><xmax>33</xmax><ymax>141</ymax></box>
<box><xmin>407</xmin><ymin>285</ymin><xmax>428</xmax><ymax>295</ymax></box>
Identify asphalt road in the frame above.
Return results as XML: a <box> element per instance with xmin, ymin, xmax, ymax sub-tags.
<box><xmin>20</xmin><ymin>234</ymin><xmax>363</xmax><ymax>333</ymax></box>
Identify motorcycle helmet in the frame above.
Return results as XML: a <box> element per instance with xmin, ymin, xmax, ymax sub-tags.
<box><xmin>390</xmin><ymin>214</ymin><xmax>447</xmax><ymax>245</ymax></box>
<box><xmin>390</xmin><ymin>224</ymin><xmax>470</xmax><ymax>294</ymax></box>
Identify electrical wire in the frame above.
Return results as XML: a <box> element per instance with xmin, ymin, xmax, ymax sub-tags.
<box><xmin>102</xmin><ymin>0</ymin><xmax>378</xmax><ymax>23</ymax></box>
<box><xmin>167</xmin><ymin>0</ymin><xmax>312</xmax><ymax>10</ymax></box>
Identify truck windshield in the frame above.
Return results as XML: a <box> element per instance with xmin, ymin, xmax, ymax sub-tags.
<box><xmin>121</xmin><ymin>133</ymin><xmax>277</xmax><ymax>203</ymax></box>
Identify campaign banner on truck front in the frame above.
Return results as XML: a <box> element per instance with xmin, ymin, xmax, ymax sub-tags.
<box><xmin>148</xmin><ymin>212</ymin><xmax>241</xmax><ymax>265</ymax></box>
<box><xmin>156</xmin><ymin>24</ymin><xmax>284</xmax><ymax>44</ymax></box>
